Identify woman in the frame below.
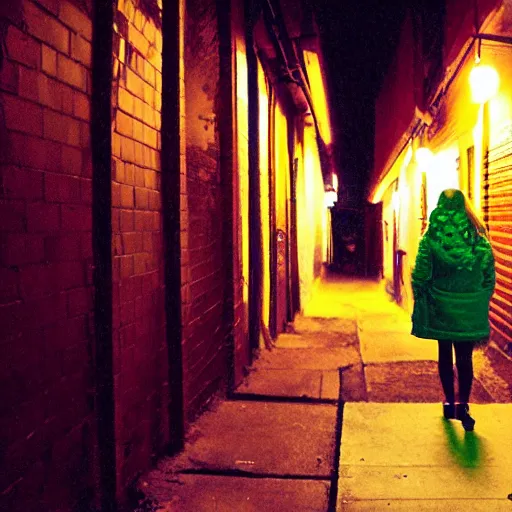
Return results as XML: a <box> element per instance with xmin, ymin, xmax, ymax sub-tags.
<box><xmin>411</xmin><ymin>189</ymin><xmax>495</xmax><ymax>431</ymax></box>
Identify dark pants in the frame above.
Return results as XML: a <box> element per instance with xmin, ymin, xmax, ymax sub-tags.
<box><xmin>438</xmin><ymin>341</ymin><xmax>474</xmax><ymax>404</ymax></box>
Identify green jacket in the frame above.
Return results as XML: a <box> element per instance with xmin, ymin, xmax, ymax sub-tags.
<box><xmin>411</xmin><ymin>191</ymin><xmax>495</xmax><ymax>341</ymax></box>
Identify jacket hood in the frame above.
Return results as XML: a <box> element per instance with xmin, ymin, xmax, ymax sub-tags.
<box><xmin>427</xmin><ymin>189</ymin><xmax>478</xmax><ymax>270</ymax></box>
<box><xmin>436</xmin><ymin>189</ymin><xmax>465</xmax><ymax>211</ymax></box>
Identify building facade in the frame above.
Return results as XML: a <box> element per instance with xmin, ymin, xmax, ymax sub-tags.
<box><xmin>370</xmin><ymin>0</ymin><xmax>512</xmax><ymax>355</ymax></box>
<box><xmin>0</xmin><ymin>0</ymin><xmax>334</xmax><ymax>509</ymax></box>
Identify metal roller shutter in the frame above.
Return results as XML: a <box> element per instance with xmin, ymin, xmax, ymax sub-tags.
<box><xmin>484</xmin><ymin>139</ymin><xmax>512</xmax><ymax>353</ymax></box>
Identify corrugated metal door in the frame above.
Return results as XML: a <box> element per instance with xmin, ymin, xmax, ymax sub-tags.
<box><xmin>484</xmin><ymin>139</ymin><xmax>512</xmax><ymax>353</ymax></box>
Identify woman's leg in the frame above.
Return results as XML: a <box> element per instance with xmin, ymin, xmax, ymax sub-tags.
<box><xmin>438</xmin><ymin>341</ymin><xmax>455</xmax><ymax>404</ymax></box>
<box><xmin>454</xmin><ymin>342</ymin><xmax>474</xmax><ymax>404</ymax></box>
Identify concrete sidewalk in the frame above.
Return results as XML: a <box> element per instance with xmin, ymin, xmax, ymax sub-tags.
<box><xmin>133</xmin><ymin>274</ymin><xmax>511</xmax><ymax>511</ymax></box>
<box><xmin>338</xmin><ymin>402</ymin><xmax>512</xmax><ymax>511</ymax></box>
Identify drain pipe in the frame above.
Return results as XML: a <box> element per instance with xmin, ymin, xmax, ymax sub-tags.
<box><xmin>262</xmin><ymin>0</ymin><xmax>320</xmax><ymax>137</ymax></box>
<box><xmin>262</xmin><ymin>0</ymin><xmax>332</xmax><ymax>181</ymax></box>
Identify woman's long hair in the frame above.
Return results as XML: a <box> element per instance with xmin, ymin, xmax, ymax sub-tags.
<box><xmin>463</xmin><ymin>194</ymin><xmax>490</xmax><ymax>240</ymax></box>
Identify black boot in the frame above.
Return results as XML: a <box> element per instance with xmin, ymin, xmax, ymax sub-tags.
<box><xmin>456</xmin><ymin>402</ymin><xmax>475</xmax><ymax>431</ymax></box>
<box><xmin>443</xmin><ymin>402</ymin><xmax>455</xmax><ymax>419</ymax></box>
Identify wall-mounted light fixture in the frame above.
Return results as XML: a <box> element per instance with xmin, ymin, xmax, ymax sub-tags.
<box><xmin>469</xmin><ymin>34</ymin><xmax>500</xmax><ymax>104</ymax></box>
<box><xmin>416</xmin><ymin>146</ymin><xmax>434</xmax><ymax>173</ymax></box>
<box><xmin>324</xmin><ymin>186</ymin><xmax>337</xmax><ymax>209</ymax></box>
<box><xmin>469</xmin><ymin>62</ymin><xmax>499</xmax><ymax>104</ymax></box>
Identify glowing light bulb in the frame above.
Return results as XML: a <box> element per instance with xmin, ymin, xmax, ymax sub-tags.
<box><xmin>469</xmin><ymin>64</ymin><xmax>499</xmax><ymax>104</ymax></box>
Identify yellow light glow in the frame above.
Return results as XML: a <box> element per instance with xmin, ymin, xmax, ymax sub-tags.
<box><xmin>392</xmin><ymin>190</ymin><xmax>400</xmax><ymax>213</ymax></box>
<box><xmin>324</xmin><ymin>190</ymin><xmax>337</xmax><ymax>208</ymax></box>
<box><xmin>469</xmin><ymin>64</ymin><xmax>499</xmax><ymax>104</ymax></box>
<box><xmin>426</xmin><ymin>147</ymin><xmax>460</xmax><ymax>215</ymax></box>
<box><xmin>236</xmin><ymin>45</ymin><xmax>249</xmax><ymax>306</ymax></box>
<box><xmin>415</xmin><ymin>147</ymin><xmax>433</xmax><ymax>172</ymax></box>
<box><xmin>332</xmin><ymin>172</ymin><xmax>338</xmax><ymax>192</ymax></box>
<box><xmin>404</xmin><ymin>145</ymin><xmax>413</xmax><ymax>167</ymax></box>
<box><xmin>303</xmin><ymin>51</ymin><xmax>332</xmax><ymax>145</ymax></box>
<box><xmin>258</xmin><ymin>59</ymin><xmax>270</xmax><ymax>331</ymax></box>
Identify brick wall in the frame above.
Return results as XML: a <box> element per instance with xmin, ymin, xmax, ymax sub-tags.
<box><xmin>181</xmin><ymin>0</ymin><xmax>228</xmax><ymax>421</ymax></box>
<box><xmin>111</xmin><ymin>0</ymin><xmax>169</xmax><ymax>492</ymax></box>
<box><xmin>0</xmin><ymin>0</ymin><xmax>95</xmax><ymax>510</ymax></box>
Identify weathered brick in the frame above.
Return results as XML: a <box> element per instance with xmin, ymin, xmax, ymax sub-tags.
<box><xmin>134</xmin><ymin>166</ymin><xmax>145</xmax><ymax>187</ymax></box>
<box><xmin>120</xmin><ymin>299</ymin><xmax>135</xmax><ymax>325</ymax></box>
<box><xmin>120</xmin><ymin>185</ymin><xmax>134</xmax><ymax>208</ymax></box>
<box><xmin>118</xmin><ymin>87</ymin><xmax>134</xmax><ymax>114</ymax></box>
<box><xmin>125</xmin><ymin>164</ymin><xmax>135</xmax><ymax>185</ymax></box>
<box><xmin>3</xmin><ymin>95</ymin><xmax>43</xmax><ymax>136</ymax></box>
<box><xmin>134</xmin><ymin>187</ymin><xmax>148</xmax><ymax>209</ymax></box>
<box><xmin>126</xmin><ymin>68</ymin><xmax>144</xmax><ymax>98</ymax></box>
<box><xmin>61</xmin><ymin>144</ymin><xmax>83</xmax><ymax>175</ymax></box>
<box><xmin>44</xmin><ymin>234</ymin><xmax>81</xmax><ymax>261</ymax></box>
<box><xmin>6</xmin><ymin>133</ymin><xmax>59</xmax><ymax>171</ymax></box>
<box><xmin>57</xmin><ymin>53</ymin><xmax>87</xmax><ymax>90</ymax></box>
<box><xmin>143</xmin><ymin>125</ymin><xmax>157</xmax><ymax>149</ymax></box>
<box><xmin>113</xmin><ymin>234</ymin><xmax>122</xmax><ymax>256</ymax></box>
<box><xmin>70</xmin><ymin>33</ymin><xmax>91</xmax><ymax>67</ymax></box>
<box><xmin>36</xmin><ymin>0</ymin><xmax>60</xmax><ymax>15</ymax></box>
<box><xmin>0</xmin><ymin>200</ymin><xmax>25</xmax><ymax>232</ymax></box>
<box><xmin>67</xmin><ymin>286</ymin><xmax>92</xmax><ymax>317</ymax></box>
<box><xmin>112</xmin><ymin>132</ymin><xmax>122</xmax><ymax>158</ymax></box>
<box><xmin>3</xmin><ymin>94</ymin><xmax>43</xmax><ymax>136</ymax></box>
<box><xmin>143</xmin><ymin>59</ymin><xmax>156</xmax><ymax>88</ymax></box>
<box><xmin>80</xmin><ymin>232</ymin><xmax>92</xmax><ymax>259</ymax></box>
<box><xmin>2</xmin><ymin>234</ymin><xmax>45</xmax><ymax>266</ymax></box>
<box><xmin>17</xmin><ymin>65</ymin><xmax>39</xmax><ymax>102</ymax></box>
<box><xmin>37</xmin><ymin>73</ymin><xmax>62</xmax><ymax>110</ymax></box>
<box><xmin>43</xmin><ymin>110</ymin><xmax>81</xmax><ymax>146</ymax></box>
<box><xmin>119</xmin><ymin>255</ymin><xmax>134</xmax><ymax>279</ymax></box>
<box><xmin>120</xmin><ymin>210</ymin><xmax>134</xmax><ymax>232</ymax></box>
<box><xmin>120</xmin><ymin>137</ymin><xmax>135</xmax><ymax>162</ymax></box>
<box><xmin>6</xmin><ymin>25</ymin><xmax>41</xmax><ymax>69</ymax></box>
<box><xmin>112</xmin><ymin>181</ymin><xmax>122</xmax><ymax>207</ymax></box>
<box><xmin>26</xmin><ymin>202</ymin><xmax>61</xmax><ymax>232</ymax></box>
<box><xmin>148</xmin><ymin>190</ymin><xmax>161</xmax><ymax>210</ymax></box>
<box><xmin>133</xmin><ymin>118</ymin><xmax>143</xmax><ymax>141</ymax></box>
<box><xmin>128</xmin><ymin>25</ymin><xmax>149</xmax><ymax>56</ymax></box>
<box><xmin>41</xmin><ymin>44</ymin><xmax>58</xmax><ymax>76</ymax></box>
<box><xmin>18</xmin><ymin>263</ymin><xmax>51</xmax><ymax>299</ymax></box>
<box><xmin>59</xmin><ymin>1</ymin><xmax>93</xmax><ymax>41</ymax></box>
<box><xmin>80</xmin><ymin>178</ymin><xmax>92</xmax><ymax>204</ymax></box>
<box><xmin>61</xmin><ymin>205</ymin><xmax>92</xmax><ymax>231</ymax></box>
<box><xmin>79</xmin><ymin>120</ymin><xmax>90</xmax><ymax>148</ymax></box>
<box><xmin>82</xmin><ymin>149</ymin><xmax>92</xmax><ymax>178</ymax></box>
<box><xmin>1</xmin><ymin>62</ymin><xmax>18</xmax><ymax>99</ymax></box>
<box><xmin>116</xmin><ymin>111</ymin><xmax>134</xmax><ymax>137</ymax></box>
<box><xmin>43</xmin><ymin>318</ymin><xmax>87</xmax><ymax>359</ymax></box>
<box><xmin>26</xmin><ymin>292</ymin><xmax>68</xmax><ymax>329</ymax></box>
<box><xmin>52</xmin><ymin>261</ymin><xmax>86</xmax><ymax>290</ymax></box>
<box><xmin>45</xmin><ymin>172</ymin><xmax>81</xmax><ymax>203</ymax></box>
<box><xmin>59</xmin><ymin>339</ymin><xmax>89</xmax><ymax>376</ymax></box>
<box><xmin>0</xmin><ymin>267</ymin><xmax>21</xmax><ymax>304</ymax></box>
<box><xmin>73</xmin><ymin>91</ymin><xmax>90</xmax><ymax>120</ymax></box>
<box><xmin>133</xmin><ymin>253</ymin><xmax>147</xmax><ymax>274</ymax></box>
<box><xmin>121</xmin><ymin>232</ymin><xmax>143</xmax><ymax>254</ymax></box>
<box><xmin>60</xmin><ymin>81</ymin><xmax>75</xmax><ymax>115</ymax></box>
<box><xmin>25</xmin><ymin>1</ymin><xmax>70</xmax><ymax>54</ymax></box>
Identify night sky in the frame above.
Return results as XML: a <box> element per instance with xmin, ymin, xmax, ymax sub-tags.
<box><xmin>315</xmin><ymin>0</ymin><xmax>407</xmax><ymax>204</ymax></box>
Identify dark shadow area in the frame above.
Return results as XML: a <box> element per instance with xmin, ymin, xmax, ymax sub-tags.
<box><xmin>442</xmin><ymin>419</ymin><xmax>483</xmax><ymax>469</ymax></box>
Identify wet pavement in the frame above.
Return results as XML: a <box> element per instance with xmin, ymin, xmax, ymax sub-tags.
<box><xmin>134</xmin><ymin>272</ymin><xmax>512</xmax><ymax>511</ymax></box>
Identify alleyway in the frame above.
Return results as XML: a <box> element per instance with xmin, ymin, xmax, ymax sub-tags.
<box><xmin>133</xmin><ymin>271</ymin><xmax>512</xmax><ymax>511</ymax></box>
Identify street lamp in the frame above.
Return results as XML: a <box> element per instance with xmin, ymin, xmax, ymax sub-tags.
<box><xmin>416</xmin><ymin>147</ymin><xmax>433</xmax><ymax>173</ymax></box>
<box><xmin>324</xmin><ymin>188</ymin><xmax>337</xmax><ymax>208</ymax></box>
<box><xmin>469</xmin><ymin>62</ymin><xmax>499</xmax><ymax>104</ymax></box>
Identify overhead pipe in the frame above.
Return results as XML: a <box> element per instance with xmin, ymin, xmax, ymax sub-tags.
<box><xmin>261</xmin><ymin>0</ymin><xmax>323</xmax><ymax>145</ymax></box>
